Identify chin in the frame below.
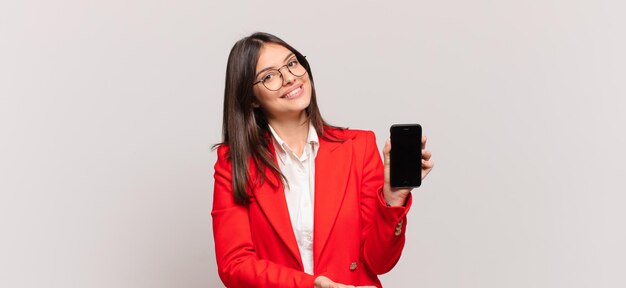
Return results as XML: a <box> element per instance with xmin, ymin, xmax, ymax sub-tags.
<box><xmin>298</xmin><ymin>95</ymin><xmax>312</xmax><ymax>110</ymax></box>
<box><xmin>286</xmin><ymin>99</ymin><xmax>311</xmax><ymax>115</ymax></box>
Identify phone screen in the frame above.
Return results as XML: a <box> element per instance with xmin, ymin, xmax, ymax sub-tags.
<box><xmin>390</xmin><ymin>124</ymin><xmax>422</xmax><ymax>188</ymax></box>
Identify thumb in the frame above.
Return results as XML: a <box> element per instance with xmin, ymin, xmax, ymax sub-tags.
<box><xmin>383</xmin><ymin>138</ymin><xmax>391</xmax><ymax>165</ymax></box>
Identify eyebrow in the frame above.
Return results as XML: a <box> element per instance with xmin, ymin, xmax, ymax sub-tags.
<box><xmin>255</xmin><ymin>53</ymin><xmax>296</xmax><ymax>78</ymax></box>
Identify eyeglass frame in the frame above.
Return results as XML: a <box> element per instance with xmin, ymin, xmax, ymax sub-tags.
<box><xmin>252</xmin><ymin>56</ymin><xmax>308</xmax><ymax>91</ymax></box>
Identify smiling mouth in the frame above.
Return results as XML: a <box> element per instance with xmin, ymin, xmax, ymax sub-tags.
<box><xmin>281</xmin><ymin>85</ymin><xmax>303</xmax><ymax>99</ymax></box>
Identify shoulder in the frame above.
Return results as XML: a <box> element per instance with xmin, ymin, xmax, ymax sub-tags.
<box><xmin>323</xmin><ymin>127</ymin><xmax>377</xmax><ymax>146</ymax></box>
<box><xmin>215</xmin><ymin>143</ymin><xmax>230</xmax><ymax>157</ymax></box>
<box><xmin>327</xmin><ymin>126</ymin><xmax>375</xmax><ymax>137</ymax></box>
<box><xmin>214</xmin><ymin>144</ymin><xmax>233</xmax><ymax>167</ymax></box>
<box><xmin>213</xmin><ymin>143</ymin><xmax>264</xmax><ymax>174</ymax></box>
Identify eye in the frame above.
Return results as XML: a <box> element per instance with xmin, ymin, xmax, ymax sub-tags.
<box><xmin>287</xmin><ymin>59</ymin><xmax>299</xmax><ymax>68</ymax></box>
<box><xmin>262</xmin><ymin>72</ymin><xmax>275</xmax><ymax>82</ymax></box>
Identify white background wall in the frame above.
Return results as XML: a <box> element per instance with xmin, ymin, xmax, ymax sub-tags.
<box><xmin>1</xmin><ymin>0</ymin><xmax>625</xmax><ymax>287</ymax></box>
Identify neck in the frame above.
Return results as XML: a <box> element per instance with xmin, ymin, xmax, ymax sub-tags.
<box><xmin>268</xmin><ymin>112</ymin><xmax>310</xmax><ymax>156</ymax></box>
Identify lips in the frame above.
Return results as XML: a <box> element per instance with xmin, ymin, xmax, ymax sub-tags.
<box><xmin>281</xmin><ymin>85</ymin><xmax>303</xmax><ymax>100</ymax></box>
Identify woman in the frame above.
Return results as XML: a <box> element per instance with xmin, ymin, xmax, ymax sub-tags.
<box><xmin>212</xmin><ymin>32</ymin><xmax>433</xmax><ymax>288</ymax></box>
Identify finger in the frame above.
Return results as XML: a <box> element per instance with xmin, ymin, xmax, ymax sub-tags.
<box><xmin>422</xmin><ymin>159</ymin><xmax>434</xmax><ymax>179</ymax></box>
<box><xmin>422</xmin><ymin>149</ymin><xmax>432</xmax><ymax>161</ymax></box>
<box><xmin>421</xmin><ymin>135</ymin><xmax>427</xmax><ymax>149</ymax></box>
<box><xmin>383</xmin><ymin>138</ymin><xmax>391</xmax><ymax>154</ymax></box>
<box><xmin>422</xmin><ymin>159</ymin><xmax>434</xmax><ymax>169</ymax></box>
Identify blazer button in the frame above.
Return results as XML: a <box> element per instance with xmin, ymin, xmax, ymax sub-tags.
<box><xmin>349</xmin><ymin>262</ymin><xmax>357</xmax><ymax>271</ymax></box>
<box><xmin>394</xmin><ymin>220</ymin><xmax>404</xmax><ymax>236</ymax></box>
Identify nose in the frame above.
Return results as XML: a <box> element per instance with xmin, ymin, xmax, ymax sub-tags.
<box><xmin>278</xmin><ymin>66</ymin><xmax>295</xmax><ymax>86</ymax></box>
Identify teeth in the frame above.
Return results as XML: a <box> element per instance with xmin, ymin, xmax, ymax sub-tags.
<box><xmin>286</xmin><ymin>87</ymin><xmax>300</xmax><ymax>98</ymax></box>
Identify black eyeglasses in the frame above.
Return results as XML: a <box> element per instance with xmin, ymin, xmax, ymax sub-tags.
<box><xmin>253</xmin><ymin>57</ymin><xmax>307</xmax><ymax>91</ymax></box>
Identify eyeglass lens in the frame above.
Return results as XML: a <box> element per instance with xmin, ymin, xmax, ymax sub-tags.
<box><xmin>261</xmin><ymin>60</ymin><xmax>307</xmax><ymax>91</ymax></box>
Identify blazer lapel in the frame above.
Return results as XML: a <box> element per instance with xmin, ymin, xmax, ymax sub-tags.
<box><xmin>314</xmin><ymin>135</ymin><xmax>353</xmax><ymax>261</ymax></box>
<box><xmin>253</xmin><ymin>139</ymin><xmax>302</xmax><ymax>268</ymax></box>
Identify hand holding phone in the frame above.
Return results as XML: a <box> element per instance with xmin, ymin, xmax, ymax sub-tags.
<box><xmin>390</xmin><ymin>124</ymin><xmax>422</xmax><ymax>188</ymax></box>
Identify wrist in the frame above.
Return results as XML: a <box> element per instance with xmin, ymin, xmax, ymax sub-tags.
<box><xmin>382</xmin><ymin>187</ymin><xmax>409</xmax><ymax>207</ymax></box>
<box><xmin>385</xmin><ymin>197</ymin><xmax>407</xmax><ymax>207</ymax></box>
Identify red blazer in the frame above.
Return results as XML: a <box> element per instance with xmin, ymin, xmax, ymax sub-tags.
<box><xmin>212</xmin><ymin>128</ymin><xmax>412</xmax><ymax>287</ymax></box>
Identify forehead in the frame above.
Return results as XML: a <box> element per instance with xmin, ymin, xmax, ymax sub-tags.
<box><xmin>255</xmin><ymin>43</ymin><xmax>293</xmax><ymax>71</ymax></box>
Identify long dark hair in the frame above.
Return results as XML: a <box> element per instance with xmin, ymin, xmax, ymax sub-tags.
<box><xmin>215</xmin><ymin>32</ymin><xmax>342</xmax><ymax>205</ymax></box>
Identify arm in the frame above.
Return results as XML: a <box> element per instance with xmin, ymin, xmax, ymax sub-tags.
<box><xmin>212</xmin><ymin>145</ymin><xmax>316</xmax><ymax>287</ymax></box>
<box><xmin>359</xmin><ymin>131</ymin><xmax>413</xmax><ymax>274</ymax></box>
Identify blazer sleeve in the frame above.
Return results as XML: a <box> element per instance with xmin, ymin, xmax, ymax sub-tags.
<box><xmin>211</xmin><ymin>145</ymin><xmax>316</xmax><ymax>287</ymax></box>
<box><xmin>359</xmin><ymin>130</ymin><xmax>413</xmax><ymax>274</ymax></box>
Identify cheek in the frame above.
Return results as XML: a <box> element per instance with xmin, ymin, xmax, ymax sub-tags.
<box><xmin>304</xmin><ymin>76</ymin><xmax>313</xmax><ymax>93</ymax></box>
<box><xmin>304</xmin><ymin>82</ymin><xmax>313</xmax><ymax>99</ymax></box>
<box><xmin>253</xmin><ymin>89</ymin><xmax>279</xmax><ymax>107</ymax></box>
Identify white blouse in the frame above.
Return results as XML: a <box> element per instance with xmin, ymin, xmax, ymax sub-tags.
<box><xmin>268</xmin><ymin>123</ymin><xmax>319</xmax><ymax>275</ymax></box>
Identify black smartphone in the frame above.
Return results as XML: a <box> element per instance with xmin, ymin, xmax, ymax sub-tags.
<box><xmin>390</xmin><ymin>124</ymin><xmax>422</xmax><ymax>188</ymax></box>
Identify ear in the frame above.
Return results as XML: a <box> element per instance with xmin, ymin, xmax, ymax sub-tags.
<box><xmin>252</xmin><ymin>101</ymin><xmax>260</xmax><ymax>108</ymax></box>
